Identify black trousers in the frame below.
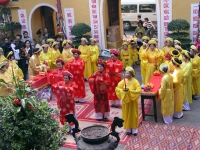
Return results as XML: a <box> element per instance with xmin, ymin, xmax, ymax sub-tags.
<box><xmin>18</xmin><ymin>59</ymin><xmax>28</xmax><ymax>80</ymax></box>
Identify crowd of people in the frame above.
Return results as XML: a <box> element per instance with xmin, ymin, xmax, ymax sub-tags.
<box><xmin>0</xmin><ymin>27</ymin><xmax>200</xmax><ymax>136</ymax></box>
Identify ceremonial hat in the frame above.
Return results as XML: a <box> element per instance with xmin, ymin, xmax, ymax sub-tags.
<box><xmin>174</xmin><ymin>40</ymin><xmax>181</xmax><ymax>45</ymax></box>
<box><xmin>125</xmin><ymin>66</ymin><xmax>135</xmax><ymax>77</ymax></box>
<box><xmin>33</xmin><ymin>48</ymin><xmax>42</xmax><ymax>54</ymax></box>
<box><xmin>122</xmin><ymin>42</ymin><xmax>128</xmax><ymax>46</ymax></box>
<box><xmin>0</xmin><ymin>61</ymin><xmax>5</xmax><ymax>68</ymax></box>
<box><xmin>81</xmin><ymin>37</ymin><xmax>88</xmax><ymax>43</ymax></box>
<box><xmin>62</xmin><ymin>40</ymin><xmax>72</xmax><ymax>47</ymax></box>
<box><xmin>151</xmin><ymin>38</ymin><xmax>158</xmax><ymax>42</ymax></box>
<box><xmin>159</xmin><ymin>63</ymin><xmax>169</xmax><ymax>73</ymax></box>
<box><xmin>110</xmin><ymin>49</ymin><xmax>119</xmax><ymax>56</ymax></box>
<box><xmin>62</xmin><ymin>71</ymin><xmax>73</xmax><ymax>79</ymax></box>
<box><xmin>175</xmin><ymin>45</ymin><xmax>182</xmax><ymax>50</ymax></box>
<box><xmin>172</xmin><ymin>57</ymin><xmax>182</xmax><ymax>66</ymax></box>
<box><xmin>90</xmin><ymin>38</ymin><xmax>97</xmax><ymax>42</ymax></box>
<box><xmin>71</xmin><ymin>49</ymin><xmax>81</xmax><ymax>55</ymax></box>
<box><xmin>148</xmin><ymin>40</ymin><xmax>157</xmax><ymax>45</ymax></box>
<box><xmin>190</xmin><ymin>45</ymin><xmax>198</xmax><ymax>53</ymax></box>
<box><xmin>46</xmin><ymin>38</ymin><xmax>54</xmax><ymax>43</ymax></box>
<box><xmin>182</xmin><ymin>50</ymin><xmax>191</xmax><ymax>59</ymax></box>
<box><xmin>6</xmin><ymin>51</ymin><xmax>14</xmax><ymax>59</ymax></box>
<box><xmin>165</xmin><ymin>37</ymin><xmax>173</xmax><ymax>43</ymax></box>
<box><xmin>56</xmin><ymin>58</ymin><xmax>65</xmax><ymax>65</ymax></box>
<box><xmin>142</xmin><ymin>36</ymin><xmax>150</xmax><ymax>41</ymax></box>
<box><xmin>42</xmin><ymin>44</ymin><xmax>49</xmax><ymax>48</ymax></box>
<box><xmin>52</xmin><ymin>42</ymin><xmax>58</xmax><ymax>48</ymax></box>
<box><xmin>171</xmin><ymin>49</ymin><xmax>180</xmax><ymax>58</ymax></box>
<box><xmin>96</xmin><ymin>59</ymin><xmax>106</xmax><ymax>68</ymax></box>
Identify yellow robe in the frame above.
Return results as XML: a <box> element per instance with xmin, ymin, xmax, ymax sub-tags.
<box><xmin>39</xmin><ymin>51</ymin><xmax>52</xmax><ymax>66</ymax></box>
<box><xmin>129</xmin><ymin>46</ymin><xmax>138</xmax><ymax>64</ymax></box>
<box><xmin>172</xmin><ymin>67</ymin><xmax>184</xmax><ymax>113</ymax></box>
<box><xmin>168</xmin><ymin>60</ymin><xmax>175</xmax><ymax>73</ymax></box>
<box><xmin>162</xmin><ymin>46</ymin><xmax>175</xmax><ymax>56</ymax></box>
<box><xmin>191</xmin><ymin>55</ymin><xmax>200</xmax><ymax>95</ymax></box>
<box><xmin>48</xmin><ymin>47</ymin><xmax>54</xmax><ymax>54</ymax></box>
<box><xmin>51</xmin><ymin>49</ymin><xmax>61</xmax><ymax>69</ymax></box>
<box><xmin>89</xmin><ymin>45</ymin><xmax>99</xmax><ymax>74</ymax></box>
<box><xmin>78</xmin><ymin>45</ymin><xmax>92</xmax><ymax>78</ymax></box>
<box><xmin>142</xmin><ymin>49</ymin><xmax>161</xmax><ymax>85</ymax></box>
<box><xmin>159</xmin><ymin>73</ymin><xmax>174</xmax><ymax>116</ymax></box>
<box><xmin>0</xmin><ymin>55</ymin><xmax>6</xmax><ymax>62</ymax></box>
<box><xmin>157</xmin><ymin>49</ymin><xmax>165</xmax><ymax>66</ymax></box>
<box><xmin>0</xmin><ymin>71</ymin><xmax>13</xmax><ymax>96</ymax></box>
<box><xmin>29</xmin><ymin>55</ymin><xmax>43</xmax><ymax>77</ymax></box>
<box><xmin>181</xmin><ymin>61</ymin><xmax>193</xmax><ymax>103</ymax></box>
<box><xmin>62</xmin><ymin>48</ymin><xmax>73</xmax><ymax>63</ymax></box>
<box><xmin>139</xmin><ymin>47</ymin><xmax>148</xmax><ymax>85</ymax></box>
<box><xmin>115</xmin><ymin>78</ymin><xmax>141</xmax><ymax>129</ymax></box>
<box><xmin>120</xmin><ymin>49</ymin><xmax>133</xmax><ymax>69</ymax></box>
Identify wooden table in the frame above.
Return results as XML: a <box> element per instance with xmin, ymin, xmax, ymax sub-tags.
<box><xmin>141</xmin><ymin>75</ymin><xmax>163</xmax><ymax>122</ymax></box>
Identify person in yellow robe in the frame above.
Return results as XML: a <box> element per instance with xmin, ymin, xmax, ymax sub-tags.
<box><xmin>128</xmin><ymin>40</ymin><xmax>138</xmax><ymax>65</ymax></box>
<box><xmin>154</xmin><ymin>38</ymin><xmax>164</xmax><ymax>66</ymax></box>
<box><xmin>139</xmin><ymin>42</ymin><xmax>148</xmax><ymax>88</ymax></box>
<box><xmin>190</xmin><ymin>45</ymin><xmax>200</xmax><ymax>100</ymax></box>
<box><xmin>5</xmin><ymin>51</ymin><xmax>24</xmax><ymax>80</ymax></box>
<box><xmin>174</xmin><ymin>40</ymin><xmax>181</xmax><ymax>47</ymax></box>
<box><xmin>141</xmin><ymin>36</ymin><xmax>150</xmax><ymax>44</ymax></box>
<box><xmin>115</xmin><ymin>66</ymin><xmax>141</xmax><ymax>135</ymax></box>
<box><xmin>46</xmin><ymin>38</ymin><xmax>54</xmax><ymax>54</ymax></box>
<box><xmin>120</xmin><ymin>42</ymin><xmax>133</xmax><ymax>69</ymax></box>
<box><xmin>0</xmin><ymin>48</ymin><xmax>6</xmax><ymax>62</ymax></box>
<box><xmin>181</xmin><ymin>51</ymin><xmax>193</xmax><ymax>111</ymax></box>
<box><xmin>159</xmin><ymin>63</ymin><xmax>174</xmax><ymax>124</ymax></box>
<box><xmin>28</xmin><ymin>48</ymin><xmax>49</xmax><ymax>77</ymax></box>
<box><xmin>162</xmin><ymin>37</ymin><xmax>175</xmax><ymax>64</ymax></box>
<box><xmin>51</xmin><ymin>42</ymin><xmax>61</xmax><ymax>69</ymax></box>
<box><xmin>39</xmin><ymin>44</ymin><xmax>52</xmax><ymax>67</ymax></box>
<box><xmin>168</xmin><ymin>50</ymin><xmax>180</xmax><ymax>73</ymax></box>
<box><xmin>0</xmin><ymin>61</ymin><xmax>13</xmax><ymax>96</ymax></box>
<box><xmin>172</xmin><ymin>58</ymin><xmax>184</xmax><ymax>119</ymax></box>
<box><xmin>142</xmin><ymin>40</ymin><xmax>162</xmax><ymax>85</ymax></box>
<box><xmin>78</xmin><ymin>37</ymin><xmax>92</xmax><ymax>79</ymax></box>
<box><xmin>89</xmin><ymin>38</ymin><xmax>100</xmax><ymax>74</ymax></box>
<box><xmin>62</xmin><ymin>39</ymin><xmax>73</xmax><ymax>63</ymax></box>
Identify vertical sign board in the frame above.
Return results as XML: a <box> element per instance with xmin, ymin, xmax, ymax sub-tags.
<box><xmin>89</xmin><ymin>0</ymin><xmax>102</xmax><ymax>49</ymax></box>
<box><xmin>18</xmin><ymin>10</ymin><xmax>29</xmax><ymax>35</ymax></box>
<box><xmin>64</xmin><ymin>8</ymin><xmax>75</xmax><ymax>41</ymax></box>
<box><xmin>190</xmin><ymin>4</ymin><xmax>199</xmax><ymax>44</ymax></box>
<box><xmin>161</xmin><ymin>0</ymin><xmax>172</xmax><ymax>48</ymax></box>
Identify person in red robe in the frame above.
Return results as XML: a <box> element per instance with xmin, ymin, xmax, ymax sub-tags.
<box><xmin>65</xmin><ymin>49</ymin><xmax>86</xmax><ymax>103</ymax></box>
<box><xmin>88</xmin><ymin>59</ymin><xmax>111</xmax><ymax>121</ymax></box>
<box><xmin>106</xmin><ymin>49</ymin><xmax>123</xmax><ymax>108</ymax></box>
<box><xmin>51</xmin><ymin>71</ymin><xmax>77</xmax><ymax>131</ymax></box>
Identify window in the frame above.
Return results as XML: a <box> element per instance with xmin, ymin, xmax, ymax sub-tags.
<box><xmin>139</xmin><ymin>4</ymin><xmax>156</xmax><ymax>13</ymax></box>
<box><xmin>121</xmin><ymin>4</ymin><xmax>137</xmax><ymax>13</ymax></box>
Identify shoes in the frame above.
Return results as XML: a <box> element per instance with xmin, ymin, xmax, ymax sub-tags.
<box><xmin>132</xmin><ymin>133</ymin><xmax>138</xmax><ymax>136</ymax></box>
<box><xmin>192</xmin><ymin>95</ymin><xmax>197</xmax><ymax>100</ymax></box>
<box><xmin>173</xmin><ymin>115</ymin><xmax>183</xmax><ymax>119</ymax></box>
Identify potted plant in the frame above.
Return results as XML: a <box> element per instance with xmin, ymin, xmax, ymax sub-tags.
<box><xmin>167</xmin><ymin>19</ymin><xmax>191</xmax><ymax>50</ymax></box>
<box><xmin>0</xmin><ymin>70</ymin><xmax>67</xmax><ymax>150</ymax></box>
<box><xmin>71</xmin><ymin>23</ymin><xmax>91</xmax><ymax>48</ymax></box>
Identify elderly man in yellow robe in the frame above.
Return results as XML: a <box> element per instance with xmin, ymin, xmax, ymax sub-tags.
<box><xmin>0</xmin><ymin>48</ymin><xmax>6</xmax><ymax>61</ymax></box>
<box><xmin>159</xmin><ymin>63</ymin><xmax>174</xmax><ymax>124</ymax></box>
<box><xmin>115</xmin><ymin>66</ymin><xmax>141</xmax><ymax>136</ymax></box>
<box><xmin>181</xmin><ymin>51</ymin><xmax>193</xmax><ymax>111</ymax></box>
<box><xmin>78</xmin><ymin>37</ymin><xmax>92</xmax><ymax>79</ymax></box>
<box><xmin>46</xmin><ymin>38</ymin><xmax>54</xmax><ymax>54</ymax></box>
<box><xmin>39</xmin><ymin>44</ymin><xmax>52</xmax><ymax>67</ymax></box>
<box><xmin>0</xmin><ymin>61</ymin><xmax>13</xmax><ymax>96</ymax></box>
<box><xmin>28</xmin><ymin>48</ymin><xmax>49</xmax><ymax>77</ymax></box>
<box><xmin>51</xmin><ymin>42</ymin><xmax>61</xmax><ymax>69</ymax></box>
<box><xmin>190</xmin><ymin>45</ymin><xmax>200</xmax><ymax>100</ymax></box>
<box><xmin>89</xmin><ymin>38</ymin><xmax>100</xmax><ymax>74</ymax></box>
<box><xmin>120</xmin><ymin>42</ymin><xmax>133</xmax><ymax>69</ymax></box>
<box><xmin>62</xmin><ymin>39</ymin><xmax>73</xmax><ymax>63</ymax></box>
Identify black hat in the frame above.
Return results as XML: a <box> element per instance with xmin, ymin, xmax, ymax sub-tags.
<box><xmin>137</xmin><ymin>20</ymin><xmax>143</xmax><ymax>24</ymax></box>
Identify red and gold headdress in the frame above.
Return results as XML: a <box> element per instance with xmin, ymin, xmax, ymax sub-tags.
<box><xmin>71</xmin><ymin>49</ymin><xmax>81</xmax><ymax>55</ymax></box>
<box><xmin>56</xmin><ymin>58</ymin><xmax>65</xmax><ymax>65</ymax></box>
<box><xmin>62</xmin><ymin>71</ymin><xmax>73</xmax><ymax>79</ymax></box>
<box><xmin>96</xmin><ymin>59</ymin><xmax>106</xmax><ymax>68</ymax></box>
<box><xmin>110</xmin><ymin>49</ymin><xmax>119</xmax><ymax>56</ymax></box>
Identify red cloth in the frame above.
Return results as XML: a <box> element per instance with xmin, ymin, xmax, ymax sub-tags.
<box><xmin>48</xmin><ymin>69</ymin><xmax>66</xmax><ymax>85</ymax></box>
<box><xmin>65</xmin><ymin>58</ymin><xmax>86</xmax><ymax>98</ymax></box>
<box><xmin>88</xmin><ymin>71</ymin><xmax>111</xmax><ymax>114</ymax></box>
<box><xmin>106</xmin><ymin>59</ymin><xmax>123</xmax><ymax>100</ymax></box>
<box><xmin>27</xmin><ymin>75</ymin><xmax>48</xmax><ymax>89</ymax></box>
<box><xmin>51</xmin><ymin>81</ymin><xmax>77</xmax><ymax>125</ymax></box>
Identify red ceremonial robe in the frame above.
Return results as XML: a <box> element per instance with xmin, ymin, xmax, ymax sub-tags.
<box><xmin>88</xmin><ymin>71</ymin><xmax>111</xmax><ymax>114</ymax></box>
<box><xmin>106</xmin><ymin>59</ymin><xmax>123</xmax><ymax>101</ymax></box>
<box><xmin>51</xmin><ymin>81</ymin><xmax>77</xmax><ymax>125</ymax></box>
<box><xmin>65</xmin><ymin>58</ymin><xmax>86</xmax><ymax>98</ymax></box>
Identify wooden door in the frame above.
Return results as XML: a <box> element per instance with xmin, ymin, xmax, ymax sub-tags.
<box><xmin>108</xmin><ymin>0</ymin><xmax>119</xmax><ymax>26</ymax></box>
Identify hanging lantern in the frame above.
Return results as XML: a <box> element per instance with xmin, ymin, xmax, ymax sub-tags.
<box><xmin>0</xmin><ymin>0</ymin><xmax>10</xmax><ymax>6</ymax></box>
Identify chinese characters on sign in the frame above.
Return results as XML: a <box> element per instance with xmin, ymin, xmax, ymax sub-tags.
<box><xmin>64</xmin><ymin>8</ymin><xmax>75</xmax><ymax>41</ymax></box>
<box><xmin>89</xmin><ymin>0</ymin><xmax>102</xmax><ymax>48</ymax></box>
<box><xmin>190</xmin><ymin>4</ymin><xmax>199</xmax><ymax>44</ymax></box>
<box><xmin>161</xmin><ymin>0</ymin><xmax>172</xmax><ymax>46</ymax></box>
<box><xmin>18</xmin><ymin>10</ymin><xmax>29</xmax><ymax>35</ymax></box>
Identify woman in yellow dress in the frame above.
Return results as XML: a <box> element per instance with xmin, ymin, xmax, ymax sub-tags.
<box><xmin>0</xmin><ymin>61</ymin><xmax>13</xmax><ymax>96</ymax></box>
<box><xmin>5</xmin><ymin>51</ymin><xmax>24</xmax><ymax>80</ymax></box>
<box><xmin>46</xmin><ymin>38</ymin><xmax>54</xmax><ymax>54</ymax></box>
<box><xmin>0</xmin><ymin>48</ymin><xmax>6</xmax><ymax>61</ymax></box>
<box><xmin>62</xmin><ymin>39</ymin><xmax>73</xmax><ymax>63</ymax></box>
<box><xmin>78</xmin><ymin>38</ymin><xmax>92</xmax><ymax>79</ymax></box>
<box><xmin>39</xmin><ymin>44</ymin><xmax>52</xmax><ymax>67</ymax></box>
<box><xmin>181</xmin><ymin>51</ymin><xmax>193</xmax><ymax>111</ymax></box>
<box><xmin>172</xmin><ymin>58</ymin><xmax>184</xmax><ymax>119</ymax></box>
<box><xmin>51</xmin><ymin>42</ymin><xmax>61</xmax><ymax>69</ymax></box>
<box><xmin>142</xmin><ymin>40</ymin><xmax>161</xmax><ymax>85</ymax></box>
<box><xmin>29</xmin><ymin>48</ymin><xmax>49</xmax><ymax>77</ymax></box>
<box><xmin>159</xmin><ymin>63</ymin><xmax>174</xmax><ymax>124</ymax></box>
<box><xmin>190</xmin><ymin>45</ymin><xmax>200</xmax><ymax>100</ymax></box>
<box><xmin>115</xmin><ymin>66</ymin><xmax>141</xmax><ymax>135</ymax></box>
<box><xmin>120</xmin><ymin>42</ymin><xmax>133</xmax><ymax>69</ymax></box>
<box><xmin>168</xmin><ymin>50</ymin><xmax>180</xmax><ymax>73</ymax></box>
<box><xmin>162</xmin><ymin>37</ymin><xmax>175</xmax><ymax>64</ymax></box>
<box><xmin>89</xmin><ymin>38</ymin><xmax>100</xmax><ymax>74</ymax></box>
<box><xmin>128</xmin><ymin>40</ymin><xmax>138</xmax><ymax>65</ymax></box>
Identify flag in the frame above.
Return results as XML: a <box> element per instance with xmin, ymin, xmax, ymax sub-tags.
<box><xmin>56</xmin><ymin>0</ymin><xmax>67</xmax><ymax>39</ymax></box>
